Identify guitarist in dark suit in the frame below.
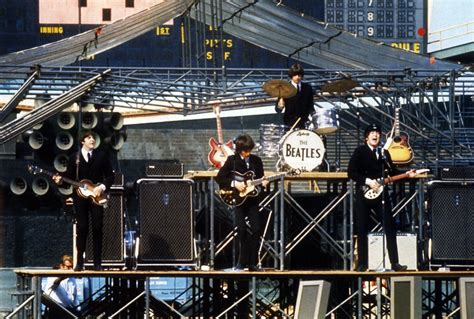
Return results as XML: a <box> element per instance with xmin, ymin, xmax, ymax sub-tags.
<box><xmin>216</xmin><ymin>134</ymin><xmax>268</xmax><ymax>271</ymax></box>
<box><xmin>348</xmin><ymin>124</ymin><xmax>416</xmax><ymax>272</ymax></box>
<box><xmin>275</xmin><ymin>63</ymin><xmax>314</xmax><ymax>129</ymax></box>
<box><xmin>53</xmin><ymin>130</ymin><xmax>114</xmax><ymax>271</ymax></box>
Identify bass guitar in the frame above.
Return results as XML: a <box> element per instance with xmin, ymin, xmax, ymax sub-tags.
<box><xmin>208</xmin><ymin>105</ymin><xmax>234</xmax><ymax>169</ymax></box>
<box><xmin>362</xmin><ymin>168</ymin><xmax>429</xmax><ymax>200</ymax></box>
<box><xmin>387</xmin><ymin>107</ymin><xmax>414</xmax><ymax>165</ymax></box>
<box><xmin>27</xmin><ymin>164</ymin><xmax>108</xmax><ymax>206</ymax></box>
<box><xmin>218</xmin><ymin>171</ymin><xmax>289</xmax><ymax>207</ymax></box>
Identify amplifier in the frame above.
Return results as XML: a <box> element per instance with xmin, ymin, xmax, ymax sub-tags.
<box><xmin>440</xmin><ymin>166</ymin><xmax>474</xmax><ymax>181</ymax></box>
<box><xmin>145</xmin><ymin>161</ymin><xmax>184</xmax><ymax>178</ymax></box>
<box><xmin>368</xmin><ymin>232</ymin><xmax>417</xmax><ymax>270</ymax></box>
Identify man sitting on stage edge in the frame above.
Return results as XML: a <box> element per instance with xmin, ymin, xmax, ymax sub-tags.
<box><xmin>216</xmin><ymin>134</ymin><xmax>268</xmax><ymax>271</ymax></box>
<box><xmin>348</xmin><ymin>124</ymin><xmax>416</xmax><ymax>272</ymax></box>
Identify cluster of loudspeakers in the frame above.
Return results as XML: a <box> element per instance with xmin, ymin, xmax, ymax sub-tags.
<box><xmin>9</xmin><ymin>111</ymin><xmax>126</xmax><ymax>199</ymax></box>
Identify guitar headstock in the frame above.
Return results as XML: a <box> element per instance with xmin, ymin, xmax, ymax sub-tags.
<box><xmin>27</xmin><ymin>164</ymin><xmax>40</xmax><ymax>175</ymax></box>
<box><xmin>286</xmin><ymin>168</ymin><xmax>301</xmax><ymax>177</ymax></box>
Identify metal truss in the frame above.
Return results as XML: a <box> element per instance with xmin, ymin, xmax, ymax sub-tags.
<box><xmin>1</xmin><ymin>66</ymin><xmax>473</xmax><ymax>165</ymax></box>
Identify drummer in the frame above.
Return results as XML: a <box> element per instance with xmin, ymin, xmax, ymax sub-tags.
<box><xmin>275</xmin><ymin>63</ymin><xmax>314</xmax><ymax>130</ymax></box>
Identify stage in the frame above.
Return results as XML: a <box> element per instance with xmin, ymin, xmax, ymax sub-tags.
<box><xmin>11</xmin><ymin>268</ymin><xmax>474</xmax><ymax>318</ymax></box>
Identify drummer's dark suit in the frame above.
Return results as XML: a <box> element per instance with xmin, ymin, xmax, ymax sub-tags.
<box><xmin>275</xmin><ymin>82</ymin><xmax>314</xmax><ymax>129</ymax></box>
<box><xmin>347</xmin><ymin>144</ymin><xmax>403</xmax><ymax>271</ymax></box>
<box><xmin>216</xmin><ymin>154</ymin><xmax>265</xmax><ymax>269</ymax></box>
<box><xmin>62</xmin><ymin>149</ymin><xmax>114</xmax><ymax>269</ymax></box>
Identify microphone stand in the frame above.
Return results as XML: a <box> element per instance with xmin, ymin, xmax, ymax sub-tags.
<box><xmin>378</xmin><ymin>147</ymin><xmax>390</xmax><ymax>272</ymax></box>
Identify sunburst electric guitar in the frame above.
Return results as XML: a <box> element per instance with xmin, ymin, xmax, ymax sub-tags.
<box><xmin>387</xmin><ymin>107</ymin><xmax>414</xmax><ymax>165</ymax></box>
<box><xmin>208</xmin><ymin>105</ymin><xmax>234</xmax><ymax>169</ymax></box>
<box><xmin>27</xmin><ymin>164</ymin><xmax>108</xmax><ymax>206</ymax></box>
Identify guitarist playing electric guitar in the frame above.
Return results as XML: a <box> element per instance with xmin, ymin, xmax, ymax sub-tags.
<box><xmin>216</xmin><ymin>134</ymin><xmax>268</xmax><ymax>271</ymax></box>
<box><xmin>52</xmin><ymin>130</ymin><xmax>115</xmax><ymax>272</ymax></box>
<box><xmin>348</xmin><ymin>124</ymin><xmax>417</xmax><ymax>272</ymax></box>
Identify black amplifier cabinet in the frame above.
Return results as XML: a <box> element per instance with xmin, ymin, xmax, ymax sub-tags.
<box><xmin>136</xmin><ymin>178</ymin><xmax>195</xmax><ymax>267</ymax></box>
<box><xmin>428</xmin><ymin>181</ymin><xmax>474</xmax><ymax>267</ymax></box>
<box><xmin>145</xmin><ymin>161</ymin><xmax>184</xmax><ymax>178</ymax></box>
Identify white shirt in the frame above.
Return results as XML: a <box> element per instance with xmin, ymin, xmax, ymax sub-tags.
<box><xmin>44</xmin><ymin>277</ymin><xmax>79</xmax><ymax>308</ymax></box>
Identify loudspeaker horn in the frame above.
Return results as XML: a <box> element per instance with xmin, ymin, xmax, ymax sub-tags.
<box><xmin>57</xmin><ymin>112</ymin><xmax>76</xmax><ymax>130</ymax></box>
<box><xmin>104</xmin><ymin>131</ymin><xmax>125</xmax><ymax>150</ymax></box>
<box><xmin>104</xmin><ymin>112</ymin><xmax>124</xmax><ymax>130</ymax></box>
<box><xmin>55</xmin><ymin>131</ymin><xmax>74</xmax><ymax>151</ymax></box>
<box><xmin>28</xmin><ymin>131</ymin><xmax>45</xmax><ymax>150</ymax></box>
<box><xmin>91</xmin><ymin>131</ymin><xmax>101</xmax><ymax>148</ymax></box>
<box><xmin>58</xmin><ymin>184</ymin><xmax>73</xmax><ymax>196</ymax></box>
<box><xmin>54</xmin><ymin>153</ymin><xmax>69</xmax><ymax>173</ymax></box>
<box><xmin>10</xmin><ymin>177</ymin><xmax>27</xmax><ymax>195</ymax></box>
<box><xmin>81</xmin><ymin>112</ymin><xmax>98</xmax><ymax>129</ymax></box>
<box><xmin>32</xmin><ymin>177</ymin><xmax>49</xmax><ymax>196</ymax></box>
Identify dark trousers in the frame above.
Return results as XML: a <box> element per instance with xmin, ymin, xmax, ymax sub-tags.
<box><xmin>234</xmin><ymin>201</ymin><xmax>263</xmax><ymax>267</ymax></box>
<box><xmin>74</xmin><ymin>197</ymin><xmax>104</xmax><ymax>266</ymax></box>
<box><xmin>355</xmin><ymin>189</ymin><xmax>399</xmax><ymax>268</ymax></box>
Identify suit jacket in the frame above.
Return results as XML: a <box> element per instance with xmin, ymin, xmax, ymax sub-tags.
<box><xmin>63</xmin><ymin>149</ymin><xmax>114</xmax><ymax>196</ymax></box>
<box><xmin>216</xmin><ymin>154</ymin><xmax>264</xmax><ymax>189</ymax></box>
<box><xmin>347</xmin><ymin>144</ymin><xmax>402</xmax><ymax>188</ymax></box>
<box><xmin>275</xmin><ymin>82</ymin><xmax>314</xmax><ymax>129</ymax></box>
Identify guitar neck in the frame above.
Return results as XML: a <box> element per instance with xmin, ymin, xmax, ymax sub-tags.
<box><xmin>383</xmin><ymin>169</ymin><xmax>427</xmax><ymax>184</ymax></box>
<box><xmin>250</xmin><ymin>174</ymin><xmax>285</xmax><ymax>186</ymax></box>
<box><xmin>37</xmin><ymin>168</ymin><xmax>82</xmax><ymax>188</ymax></box>
<box><xmin>394</xmin><ymin>108</ymin><xmax>400</xmax><ymax>136</ymax></box>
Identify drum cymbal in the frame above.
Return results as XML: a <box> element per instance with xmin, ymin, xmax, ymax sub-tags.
<box><xmin>263</xmin><ymin>80</ymin><xmax>297</xmax><ymax>98</ymax></box>
<box><xmin>321</xmin><ymin>78</ymin><xmax>358</xmax><ymax>93</ymax></box>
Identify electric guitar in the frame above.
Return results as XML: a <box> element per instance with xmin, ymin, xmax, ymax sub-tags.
<box><xmin>387</xmin><ymin>107</ymin><xmax>414</xmax><ymax>165</ymax></box>
<box><xmin>208</xmin><ymin>105</ymin><xmax>234</xmax><ymax>169</ymax></box>
<box><xmin>218</xmin><ymin>171</ymin><xmax>288</xmax><ymax>206</ymax></box>
<box><xmin>27</xmin><ymin>164</ymin><xmax>108</xmax><ymax>206</ymax></box>
<box><xmin>362</xmin><ymin>168</ymin><xmax>429</xmax><ymax>200</ymax></box>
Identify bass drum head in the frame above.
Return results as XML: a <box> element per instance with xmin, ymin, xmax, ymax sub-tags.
<box><xmin>281</xmin><ymin>129</ymin><xmax>325</xmax><ymax>171</ymax></box>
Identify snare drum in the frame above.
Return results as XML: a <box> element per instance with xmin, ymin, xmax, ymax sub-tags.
<box><xmin>280</xmin><ymin>129</ymin><xmax>325</xmax><ymax>171</ymax></box>
<box><xmin>309</xmin><ymin>107</ymin><xmax>339</xmax><ymax>134</ymax></box>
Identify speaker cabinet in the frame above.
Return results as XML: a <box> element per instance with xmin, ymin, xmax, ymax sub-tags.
<box><xmin>368</xmin><ymin>232</ymin><xmax>417</xmax><ymax>270</ymax></box>
<box><xmin>459</xmin><ymin>278</ymin><xmax>474</xmax><ymax>319</ymax></box>
<box><xmin>84</xmin><ymin>189</ymin><xmax>124</xmax><ymax>266</ymax></box>
<box><xmin>294</xmin><ymin>280</ymin><xmax>331</xmax><ymax>319</ymax></box>
<box><xmin>137</xmin><ymin>178</ymin><xmax>195</xmax><ymax>266</ymax></box>
<box><xmin>390</xmin><ymin>276</ymin><xmax>422</xmax><ymax>319</ymax></box>
<box><xmin>428</xmin><ymin>182</ymin><xmax>474</xmax><ymax>265</ymax></box>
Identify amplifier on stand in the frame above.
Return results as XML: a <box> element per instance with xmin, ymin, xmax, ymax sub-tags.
<box><xmin>145</xmin><ymin>160</ymin><xmax>184</xmax><ymax>178</ymax></box>
<box><xmin>439</xmin><ymin>166</ymin><xmax>474</xmax><ymax>181</ymax></box>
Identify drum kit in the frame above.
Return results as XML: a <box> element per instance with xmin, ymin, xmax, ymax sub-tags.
<box><xmin>260</xmin><ymin>79</ymin><xmax>351</xmax><ymax>172</ymax></box>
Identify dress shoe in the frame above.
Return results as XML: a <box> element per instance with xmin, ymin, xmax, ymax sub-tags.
<box><xmin>73</xmin><ymin>263</ymin><xmax>84</xmax><ymax>272</ymax></box>
<box><xmin>392</xmin><ymin>263</ymin><xmax>408</xmax><ymax>271</ymax></box>
<box><xmin>248</xmin><ymin>265</ymin><xmax>260</xmax><ymax>272</ymax></box>
<box><xmin>356</xmin><ymin>265</ymin><xmax>367</xmax><ymax>272</ymax></box>
<box><xmin>93</xmin><ymin>264</ymin><xmax>103</xmax><ymax>271</ymax></box>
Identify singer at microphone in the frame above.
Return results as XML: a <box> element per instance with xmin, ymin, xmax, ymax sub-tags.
<box><xmin>347</xmin><ymin>123</ymin><xmax>413</xmax><ymax>272</ymax></box>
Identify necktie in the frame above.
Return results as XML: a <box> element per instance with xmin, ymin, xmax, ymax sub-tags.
<box><xmin>373</xmin><ymin>148</ymin><xmax>378</xmax><ymax>159</ymax></box>
<box><xmin>245</xmin><ymin>158</ymin><xmax>250</xmax><ymax>169</ymax></box>
<box><xmin>87</xmin><ymin>152</ymin><xmax>92</xmax><ymax>162</ymax></box>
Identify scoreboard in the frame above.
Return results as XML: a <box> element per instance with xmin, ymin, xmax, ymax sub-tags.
<box><xmin>325</xmin><ymin>0</ymin><xmax>425</xmax><ymax>54</ymax></box>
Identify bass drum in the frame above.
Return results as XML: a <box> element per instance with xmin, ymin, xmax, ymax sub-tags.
<box><xmin>308</xmin><ymin>107</ymin><xmax>339</xmax><ymax>134</ymax></box>
<box><xmin>280</xmin><ymin>129</ymin><xmax>325</xmax><ymax>172</ymax></box>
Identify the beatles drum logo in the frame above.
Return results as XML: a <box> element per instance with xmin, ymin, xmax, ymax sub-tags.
<box><xmin>282</xmin><ymin>130</ymin><xmax>325</xmax><ymax>171</ymax></box>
